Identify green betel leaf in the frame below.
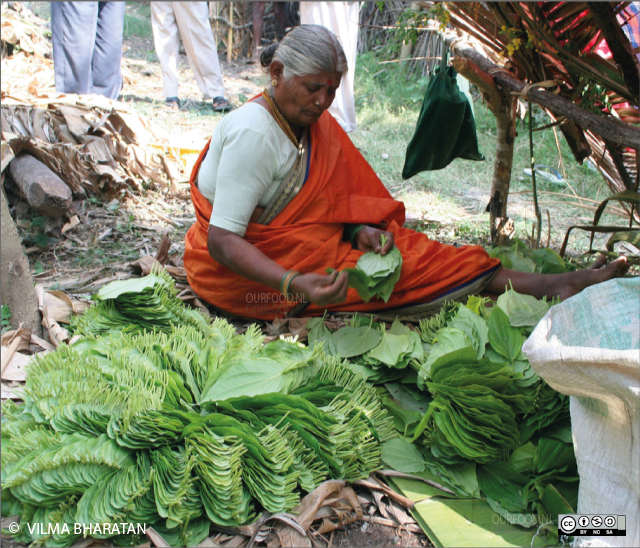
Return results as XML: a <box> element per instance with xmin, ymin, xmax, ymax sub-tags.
<box><xmin>486</xmin><ymin>498</ymin><xmax>539</xmax><ymax>529</ymax></box>
<box><xmin>378</xmin><ymin>394</ymin><xmax>422</xmax><ymax>437</ymax></box>
<box><xmin>95</xmin><ymin>273</ymin><xmax>169</xmax><ymax>301</ymax></box>
<box><xmin>540</xmin><ymin>483</ymin><xmax>575</xmax><ymax>516</ymax></box>
<box><xmin>389</xmin><ymin>318</ymin><xmax>411</xmax><ymax>336</ymax></box>
<box><xmin>420</xmin><ymin>327</ymin><xmax>476</xmax><ymax>380</ymax></box>
<box><xmin>333</xmin><ymin>325</ymin><xmax>383</xmax><ymax>358</ymax></box>
<box><xmin>368</xmin><ymin>330</ymin><xmax>413</xmax><ymax>368</ymax></box>
<box><xmin>488</xmin><ymin>307</ymin><xmax>523</xmax><ymax>363</ymax></box>
<box><xmin>507</xmin><ymin>441</ymin><xmax>536</xmax><ymax>474</ymax></box>
<box><xmin>371</xmin><ymin>255</ymin><xmax>402</xmax><ymax>303</ymax></box>
<box><xmin>496</xmin><ymin>288</ymin><xmax>549</xmax><ymax>327</ymax></box>
<box><xmin>348</xmin><ymin>236</ymin><xmax>403</xmax><ymax>303</ymax></box>
<box><xmin>342</xmin><ymin>268</ymin><xmax>375</xmax><ymax>302</ymax></box>
<box><xmin>307</xmin><ymin>318</ymin><xmax>338</xmax><ymax>354</ymax></box>
<box><xmin>199</xmin><ymin>357</ymin><xmax>289</xmax><ymax>401</ymax></box>
<box><xmin>381</xmin><ymin>437</ymin><xmax>426</xmax><ymax>473</ymax></box>
<box><xmin>531</xmin><ymin>248</ymin><xmax>568</xmax><ymax>274</ymax></box>
<box><xmin>536</xmin><ymin>437</ymin><xmax>575</xmax><ymax>474</ymax></box>
<box><xmin>423</xmin><ymin>452</ymin><xmax>480</xmax><ymax>497</ymax></box>
<box><xmin>357</xmin><ymin>248</ymin><xmax>396</xmax><ymax>278</ymax></box>
<box><xmin>477</xmin><ymin>462</ymin><xmax>529</xmax><ymax>513</ymax></box>
<box><xmin>451</xmin><ymin>304</ymin><xmax>489</xmax><ymax>359</ymax></box>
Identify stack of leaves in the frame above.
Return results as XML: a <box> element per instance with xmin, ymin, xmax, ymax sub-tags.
<box><xmin>307</xmin><ymin>315</ymin><xmax>424</xmax><ymax>384</ymax></box>
<box><xmin>1</xmin><ymin>276</ymin><xmax>394</xmax><ymax>548</ymax></box>
<box><xmin>70</xmin><ymin>267</ymin><xmax>209</xmax><ymax>336</ymax></box>
<box><xmin>375</xmin><ymin>290</ymin><xmax>575</xmax><ymax>528</ymax></box>
<box><xmin>336</xmin><ymin>234</ymin><xmax>403</xmax><ymax>302</ymax></box>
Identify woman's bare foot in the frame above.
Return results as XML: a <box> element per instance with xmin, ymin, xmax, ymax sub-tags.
<box><xmin>487</xmin><ymin>255</ymin><xmax>630</xmax><ymax>301</ymax></box>
<box><xmin>557</xmin><ymin>256</ymin><xmax>629</xmax><ymax>300</ymax></box>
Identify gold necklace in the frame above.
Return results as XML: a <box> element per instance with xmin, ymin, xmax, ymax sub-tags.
<box><xmin>262</xmin><ymin>90</ymin><xmax>304</xmax><ymax>154</ymax></box>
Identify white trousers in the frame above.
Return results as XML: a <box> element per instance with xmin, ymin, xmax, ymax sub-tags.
<box><xmin>151</xmin><ymin>2</ymin><xmax>225</xmax><ymax>99</ymax></box>
<box><xmin>299</xmin><ymin>2</ymin><xmax>360</xmax><ymax>132</ymax></box>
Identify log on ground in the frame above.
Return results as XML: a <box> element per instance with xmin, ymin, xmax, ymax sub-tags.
<box><xmin>8</xmin><ymin>153</ymin><xmax>72</xmax><ymax>218</ymax></box>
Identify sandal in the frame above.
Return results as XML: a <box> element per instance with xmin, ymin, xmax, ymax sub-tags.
<box><xmin>165</xmin><ymin>97</ymin><xmax>180</xmax><ymax>110</ymax></box>
<box><xmin>212</xmin><ymin>96</ymin><xmax>232</xmax><ymax>112</ymax></box>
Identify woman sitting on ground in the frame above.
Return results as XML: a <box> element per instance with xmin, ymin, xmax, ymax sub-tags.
<box><xmin>184</xmin><ymin>25</ymin><xmax>627</xmax><ymax>321</ymax></box>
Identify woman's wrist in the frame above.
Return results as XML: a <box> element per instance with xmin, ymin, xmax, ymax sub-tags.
<box><xmin>281</xmin><ymin>270</ymin><xmax>300</xmax><ymax>295</ymax></box>
<box><xmin>344</xmin><ymin>224</ymin><xmax>367</xmax><ymax>247</ymax></box>
<box><xmin>288</xmin><ymin>273</ymin><xmax>308</xmax><ymax>301</ymax></box>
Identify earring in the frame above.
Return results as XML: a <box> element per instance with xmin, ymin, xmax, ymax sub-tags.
<box><xmin>272</xmin><ymin>79</ymin><xmax>278</xmax><ymax>87</ymax></box>
<box><xmin>314</xmin><ymin>101</ymin><xmax>320</xmax><ymax>107</ymax></box>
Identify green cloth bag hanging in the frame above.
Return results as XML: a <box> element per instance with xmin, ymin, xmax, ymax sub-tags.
<box><xmin>402</xmin><ymin>48</ymin><xmax>484</xmax><ymax>178</ymax></box>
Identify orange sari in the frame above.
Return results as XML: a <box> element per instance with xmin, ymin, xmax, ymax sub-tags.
<box><xmin>185</xmin><ymin>110</ymin><xmax>500</xmax><ymax>320</ymax></box>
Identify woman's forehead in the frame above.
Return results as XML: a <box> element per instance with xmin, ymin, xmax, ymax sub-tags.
<box><xmin>297</xmin><ymin>71</ymin><xmax>343</xmax><ymax>86</ymax></box>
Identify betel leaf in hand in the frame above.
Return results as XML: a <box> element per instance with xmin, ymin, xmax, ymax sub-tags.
<box><xmin>340</xmin><ymin>268</ymin><xmax>375</xmax><ymax>302</ymax></box>
<box><xmin>339</xmin><ymin>234</ymin><xmax>403</xmax><ymax>303</ymax></box>
<box><xmin>488</xmin><ymin>306</ymin><xmax>523</xmax><ymax>363</ymax></box>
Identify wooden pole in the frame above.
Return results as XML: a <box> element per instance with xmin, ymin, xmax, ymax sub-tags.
<box><xmin>452</xmin><ymin>56</ymin><xmax>516</xmax><ymax>245</ymax></box>
<box><xmin>227</xmin><ymin>2</ymin><xmax>234</xmax><ymax>62</ymax></box>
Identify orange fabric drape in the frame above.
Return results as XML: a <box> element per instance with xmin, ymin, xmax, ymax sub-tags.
<box><xmin>184</xmin><ymin>110</ymin><xmax>500</xmax><ymax>320</ymax></box>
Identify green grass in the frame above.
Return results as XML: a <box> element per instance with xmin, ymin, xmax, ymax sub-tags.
<box><xmin>124</xmin><ymin>2</ymin><xmax>153</xmax><ymax>39</ymax></box>
<box><xmin>1</xmin><ymin>304</ymin><xmax>12</xmax><ymax>335</ymax></box>
<box><xmin>351</xmin><ymin>51</ymin><xmax>625</xmax><ymax>255</ymax></box>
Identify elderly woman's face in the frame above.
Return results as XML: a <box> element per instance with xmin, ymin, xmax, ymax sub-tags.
<box><xmin>274</xmin><ymin>69</ymin><xmax>343</xmax><ymax>128</ymax></box>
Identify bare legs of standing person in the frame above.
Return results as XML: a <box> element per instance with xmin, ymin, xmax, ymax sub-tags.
<box><xmin>251</xmin><ymin>2</ymin><xmax>287</xmax><ymax>63</ymax></box>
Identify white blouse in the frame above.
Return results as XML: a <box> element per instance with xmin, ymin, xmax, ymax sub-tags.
<box><xmin>197</xmin><ymin>102</ymin><xmax>298</xmax><ymax>236</ymax></box>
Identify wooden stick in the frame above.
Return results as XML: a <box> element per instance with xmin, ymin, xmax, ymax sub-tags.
<box><xmin>447</xmin><ymin>36</ymin><xmax>640</xmax><ymax>149</ymax></box>
<box><xmin>227</xmin><ymin>2</ymin><xmax>234</xmax><ymax>63</ymax></box>
<box><xmin>1</xmin><ymin>337</ymin><xmax>22</xmax><ymax>378</ymax></box>
<box><xmin>352</xmin><ymin>479</ymin><xmax>415</xmax><ymax>510</ymax></box>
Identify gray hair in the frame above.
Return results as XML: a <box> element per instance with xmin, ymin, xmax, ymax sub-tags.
<box><xmin>260</xmin><ymin>25</ymin><xmax>348</xmax><ymax>79</ymax></box>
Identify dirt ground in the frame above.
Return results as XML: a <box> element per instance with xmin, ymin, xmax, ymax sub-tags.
<box><xmin>333</xmin><ymin>521</ymin><xmax>431</xmax><ymax>548</ymax></box>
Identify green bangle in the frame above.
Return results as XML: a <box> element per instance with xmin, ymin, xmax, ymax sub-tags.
<box><xmin>284</xmin><ymin>273</ymin><xmax>301</xmax><ymax>297</ymax></box>
<box><xmin>280</xmin><ymin>272</ymin><xmax>289</xmax><ymax>293</ymax></box>
<box><xmin>349</xmin><ymin>224</ymin><xmax>366</xmax><ymax>247</ymax></box>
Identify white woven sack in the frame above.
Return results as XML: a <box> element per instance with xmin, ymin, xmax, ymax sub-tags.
<box><xmin>523</xmin><ymin>278</ymin><xmax>639</xmax><ymax>547</ymax></box>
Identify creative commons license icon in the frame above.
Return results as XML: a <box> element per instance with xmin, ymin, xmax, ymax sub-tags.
<box><xmin>560</xmin><ymin>516</ymin><xmax>576</xmax><ymax>533</ymax></box>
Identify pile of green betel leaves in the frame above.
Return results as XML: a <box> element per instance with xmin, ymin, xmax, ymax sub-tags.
<box><xmin>2</xmin><ymin>248</ymin><xmax>580</xmax><ymax>547</ymax></box>
<box><xmin>308</xmin><ymin>289</ymin><xmax>578</xmax><ymax>535</ymax></box>
<box><xmin>1</xmin><ymin>270</ymin><xmax>395</xmax><ymax>548</ymax></box>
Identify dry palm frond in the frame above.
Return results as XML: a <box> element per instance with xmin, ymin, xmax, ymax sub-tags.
<box><xmin>1</xmin><ymin>2</ymin><xmax>51</xmax><ymax>59</ymax></box>
<box><xmin>1</xmin><ymin>98</ymin><xmax>183</xmax><ymax>196</ymax></box>
<box><xmin>446</xmin><ymin>1</ymin><xmax>638</xmax><ymax>202</ymax></box>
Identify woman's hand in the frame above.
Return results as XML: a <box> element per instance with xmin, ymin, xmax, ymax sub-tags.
<box><xmin>354</xmin><ymin>226</ymin><xmax>395</xmax><ymax>255</ymax></box>
<box><xmin>289</xmin><ymin>270</ymin><xmax>349</xmax><ymax>306</ymax></box>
